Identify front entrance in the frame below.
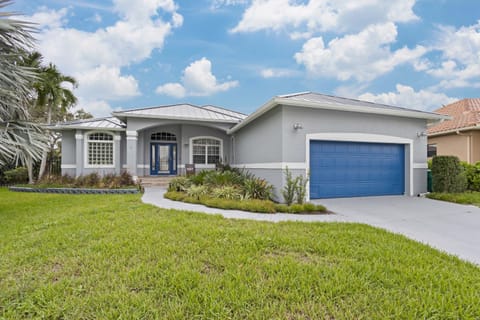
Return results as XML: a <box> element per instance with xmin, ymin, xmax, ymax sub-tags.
<box><xmin>150</xmin><ymin>143</ymin><xmax>177</xmax><ymax>175</ymax></box>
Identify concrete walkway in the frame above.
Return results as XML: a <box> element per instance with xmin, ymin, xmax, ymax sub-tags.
<box><xmin>142</xmin><ymin>188</ymin><xmax>480</xmax><ymax>265</ymax></box>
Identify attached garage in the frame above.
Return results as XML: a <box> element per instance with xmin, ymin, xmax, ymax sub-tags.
<box><xmin>309</xmin><ymin>140</ymin><xmax>405</xmax><ymax>199</ymax></box>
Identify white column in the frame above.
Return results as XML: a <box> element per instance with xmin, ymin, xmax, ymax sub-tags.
<box><xmin>75</xmin><ymin>130</ymin><xmax>83</xmax><ymax>177</ymax></box>
<box><xmin>114</xmin><ymin>133</ymin><xmax>121</xmax><ymax>175</ymax></box>
<box><xmin>126</xmin><ymin>130</ymin><xmax>138</xmax><ymax>181</ymax></box>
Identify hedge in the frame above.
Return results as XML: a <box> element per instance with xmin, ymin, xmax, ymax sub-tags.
<box><xmin>431</xmin><ymin>156</ymin><xmax>467</xmax><ymax>193</ymax></box>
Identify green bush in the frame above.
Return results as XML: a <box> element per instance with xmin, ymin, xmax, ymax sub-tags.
<box><xmin>211</xmin><ymin>186</ymin><xmax>242</xmax><ymax>200</ymax></box>
<box><xmin>282</xmin><ymin>167</ymin><xmax>297</xmax><ymax>205</ymax></box>
<box><xmin>189</xmin><ymin>170</ymin><xmax>209</xmax><ymax>185</ymax></box>
<box><xmin>461</xmin><ymin>162</ymin><xmax>480</xmax><ymax>191</ymax></box>
<box><xmin>4</xmin><ymin>167</ymin><xmax>29</xmax><ymax>184</ymax></box>
<box><xmin>294</xmin><ymin>174</ymin><xmax>308</xmax><ymax>204</ymax></box>
<box><xmin>168</xmin><ymin>176</ymin><xmax>192</xmax><ymax>192</ymax></box>
<box><xmin>164</xmin><ymin>191</ymin><xmax>187</xmax><ymax>201</ymax></box>
<box><xmin>203</xmin><ymin>197</ymin><xmax>276</xmax><ymax>213</ymax></box>
<box><xmin>186</xmin><ymin>185</ymin><xmax>209</xmax><ymax>200</ymax></box>
<box><xmin>243</xmin><ymin>177</ymin><xmax>274</xmax><ymax>200</ymax></box>
<box><xmin>432</xmin><ymin>156</ymin><xmax>467</xmax><ymax>193</ymax></box>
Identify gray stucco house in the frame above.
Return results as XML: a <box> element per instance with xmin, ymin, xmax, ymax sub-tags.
<box><xmin>53</xmin><ymin>92</ymin><xmax>446</xmax><ymax>200</ymax></box>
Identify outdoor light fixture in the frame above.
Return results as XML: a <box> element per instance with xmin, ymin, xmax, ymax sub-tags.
<box><xmin>293</xmin><ymin>123</ymin><xmax>303</xmax><ymax>130</ymax></box>
<box><xmin>416</xmin><ymin>131</ymin><xmax>427</xmax><ymax>137</ymax></box>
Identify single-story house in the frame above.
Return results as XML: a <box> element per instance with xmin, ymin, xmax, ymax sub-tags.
<box><xmin>428</xmin><ymin>98</ymin><xmax>480</xmax><ymax>164</ymax></box>
<box><xmin>52</xmin><ymin>92</ymin><xmax>447</xmax><ymax>200</ymax></box>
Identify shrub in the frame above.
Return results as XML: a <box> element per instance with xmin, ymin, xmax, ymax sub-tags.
<box><xmin>164</xmin><ymin>191</ymin><xmax>187</xmax><ymax>201</ymax></box>
<box><xmin>432</xmin><ymin>156</ymin><xmax>467</xmax><ymax>193</ymax></box>
<box><xmin>101</xmin><ymin>173</ymin><xmax>119</xmax><ymax>188</ymax></box>
<box><xmin>211</xmin><ymin>186</ymin><xmax>242</xmax><ymax>200</ymax></box>
<box><xmin>282</xmin><ymin>167</ymin><xmax>297</xmax><ymax>205</ymax></box>
<box><xmin>462</xmin><ymin>162</ymin><xmax>480</xmax><ymax>191</ymax></box>
<box><xmin>243</xmin><ymin>177</ymin><xmax>274</xmax><ymax>200</ymax></box>
<box><xmin>189</xmin><ymin>170</ymin><xmax>209</xmax><ymax>185</ymax></box>
<box><xmin>4</xmin><ymin>167</ymin><xmax>29</xmax><ymax>184</ymax></box>
<box><xmin>294</xmin><ymin>174</ymin><xmax>308</xmax><ymax>204</ymax></box>
<box><xmin>203</xmin><ymin>198</ymin><xmax>276</xmax><ymax>213</ymax></box>
<box><xmin>204</xmin><ymin>170</ymin><xmax>244</xmax><ymax>186</ymax></box>
<box><xmin>168</xmin><ymin>176</ymin><xmax>192</xmax><ymax>192</ymax></box>
<box><xmin>186</xmin><ymin>185</ymin><xmax>209</xmax><ymax>200</ymax></box>
<box><xmin>118</xmin><ymin>171</ymin><xmax>134</xmax><ymax>186</ymax></box>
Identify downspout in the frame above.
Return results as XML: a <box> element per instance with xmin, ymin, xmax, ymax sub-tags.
<box><xmin>456</xmin><ymin>130</ymin><xmax>473</xmax><ymax>163</ymax></box>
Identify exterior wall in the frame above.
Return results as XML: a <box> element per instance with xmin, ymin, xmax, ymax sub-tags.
<box><xmin>133</xmin><ymin>122</ymin><xmax>231</xmax><ymax>176</ymax></box>
<box><xmin>60</xmin><ymin>129</ymin><xmax>123</xmax><ymax>177</ymax></box>
<box><xmin>233</xmin><ymin>105</ymin><xmax>429</xmax><ymax>201</ymax></box>
<box><xmin>428</xmin><ymin>133</ymin><xmax>468</xmax><ymax>163</ymax></box>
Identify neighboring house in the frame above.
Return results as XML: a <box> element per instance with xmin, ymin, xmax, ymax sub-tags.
<box><xmin>428</xmin><ymin>98</ymin><xmax>480</xmax><ymax>164</ymax></box>
<box><xmin>52</xmin><ymin>92</ymin><xmax>446</xmax><ymax>200</ymax></box>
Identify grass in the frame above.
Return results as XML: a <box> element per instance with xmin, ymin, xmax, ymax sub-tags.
<box><xmin>1</xmin><ymin>188</ymin><xmax>479</xmax><ymax>319</ymax></box>
<box><xmin>427</xmin><ymin>191</ymin><xmax>480</xmax><ymax>206</ymax></box>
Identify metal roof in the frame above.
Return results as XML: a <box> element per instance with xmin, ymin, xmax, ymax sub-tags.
<box><xmin>112</xmin><ymin>103</ymin><xmax>244</xmax><ymax>123</ymax></box>
<box><xmin>228</xmin><ymin>91</ymin><xmax>449</xmax><ymax>134</ymax></box>
<box><xmin>202</xmin><ymin>105</ymin><xmax>248</xmax><ymax>120</ymax></box>
<box><xmin>49</xmin><ymin>117</ymin><xmax>126</xmax><ymax>131</ymax></box>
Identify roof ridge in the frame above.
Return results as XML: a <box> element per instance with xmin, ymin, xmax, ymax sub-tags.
<box><xmin>277</xmin><ymin>91</ymin><xmax>311</xmax><ymax>98</ymax></box>
<box><xmin>58</xmin><ymin>116</ymin><xmax>113</xmax><ymax>125</ymax></box>
<box><xmin>202</xmin><ymin>105</ymin><xmax>247</xmax><ymax>119</ymax></box>
<box><xmin>116</xmin><ymin>103</ymin><xmax>200</xmax><ymax>113</ymax></box>
<box><xmin>203</xmin><ymin>104</ymin><xmax>248</xmax><ymax>116</ymax></box>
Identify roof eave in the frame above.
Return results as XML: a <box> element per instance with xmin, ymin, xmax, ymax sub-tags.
<box><xmin>428</xmin><ymin>125</ymin><xmax>480</xmax><ymax>137</ymax></box>
<box><xmin>48</xmin><ymin>125</ymin><xmax>126</xmax><ymax>132</ymax></box>
<box><xmin>228</xmin><ymin>97</ymin><xmax>449</xmax><ymax>134</ymax></box>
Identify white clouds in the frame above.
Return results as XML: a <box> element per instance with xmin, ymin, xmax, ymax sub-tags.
<box><xmin>260</xmin><ymin>68</ymin><xmax>298</xmax><ymax>78</ymax></box>
<box><xmin>26</xmin><ymin>6</ymin><xmax>68</xmax><ymax>29</ymax></box>
<box><xmin>156</xmin><ymin>57</ymin><xmax>239</xmax><ymax>98</ymax></box>
<box><xmin>425</xmin><ymin>22</ymin><xmax>480</xmax><ymax>89</ymax></box>
<box><xmin>294</xmin><ymin>23</ymin><xmax>426</xmax><ymax>81</ymax></box>
<box><xmin>231</xmin><ymin>0</ymin><xmax>418</xmax><ymax>35</ymax></box>
<box><xmin>28</xmin><ymin>2</ymin><xmax>183</xmax><ymax>116</ymax></box>
<box><xmin>358</xmin><ymin>84</ymin><xmax>458</xmax><ymax>111</ymax></box>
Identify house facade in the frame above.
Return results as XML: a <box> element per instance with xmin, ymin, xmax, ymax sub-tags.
<box><xmin>428</xmin><ymin>98</ymin><xmax>480</xmax><ymax>164</ymax></box>
<box><xmin>53</xmin><ymin>92</ymin><xmax>446</xmax><ymax>200</ymax></box>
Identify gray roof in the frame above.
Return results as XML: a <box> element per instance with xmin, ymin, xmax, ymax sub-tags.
<box><xmin>228</xmin><ymin>91</ymin><xmax>449</xmax><ymax>134</ymax></box>
<box><xmin>113</xmin><ymin>103</ymin><xmax>244</xmax><ymax>123</ymax></box>
<box><xmin>49</xmin><ymin>117</ymin><xmax>126</xmax><ymax>131</ymax></box>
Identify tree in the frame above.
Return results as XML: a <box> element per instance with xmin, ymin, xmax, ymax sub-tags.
<box><xmin>33</xmin><ymin>63</ymin><xmax>77</xmax><ymax>180</ymax></box>
<box><xmin>0</xmin><ymin>0</ymin><xmax>48</xmax><ymax>181</ymax></box>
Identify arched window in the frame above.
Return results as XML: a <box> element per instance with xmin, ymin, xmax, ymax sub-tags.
<box><xmin>190</xmin><ymin>137</ymin><xmax>222</xmax><ymax>165</ymax></box>
<box><xmin>86</xmin><ymin>132</ymin><xmax>114</xmax><ymax>166</ymax></box>
<box><xmin>151</xmin><ymin>132</ymin><xmax>176</xmax><ymax>141</ymax></box>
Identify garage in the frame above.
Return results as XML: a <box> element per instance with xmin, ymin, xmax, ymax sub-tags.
<box><xmin>309</xmin><ymin>140</ymin><xmax>405</xmax><ymax>199</ymax></box>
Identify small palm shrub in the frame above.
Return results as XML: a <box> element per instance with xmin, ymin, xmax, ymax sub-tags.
<box><xmin>186</xmin><ymin>185</ymin><xmax>209</xmax><ymax>200</ymax></box>
<box><xmin>4</xmin><ymin>167</ymin><xmax>28</xmax><ymax>184</ymax></box>
<box><xmin>211</xmin><ymin>186</ymin><xmax>242</xmax><ymax>200</ymax></box>
<box><xmin>204</xmin><ymin>170</ymin><xmax>244</xmax><ymax>186</ymax></box>
<box><xmin>168</xmin><ymin>176</ymin><xmax>192</xmax><ymax>192</ymax></box>
<box><xmin>189</xmin><ymin>170</ymin><xmax>209</xmax><ymax>185</ymax></box>
<box><xmin>243</xmin><ymin>177</ymin><xmax>273</xmax><ymax>200</ymax></box>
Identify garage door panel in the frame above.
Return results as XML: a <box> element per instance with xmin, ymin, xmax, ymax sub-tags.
<box><xmin>310</xmin><ymin>141</ymin><xmax>405</xmax><ymax>199</ymax></box>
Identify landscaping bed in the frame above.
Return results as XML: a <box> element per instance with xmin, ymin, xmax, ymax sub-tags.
<box><xmin>9</xmin><ymin>186</ymin><xmax>139</xmax><ymax>194</ymax></box>
<box><xmin>166</xmin><ymin>167</ymin><xmax>327</xmax><ymax>214</ymax></box>
<box><xmin>427</xmin><ymin>192</ymin><xmax>480</xmax><ymax>206</ymax></box>
<box><xmin>1</xmin><ymin>189</ymin><xmax>479</xmax><ymax>318</ymax></box>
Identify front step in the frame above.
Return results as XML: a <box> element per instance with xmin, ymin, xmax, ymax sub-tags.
<box><xmin>139</xmin><ymin>176</ymin><xmax>176</xmax><ymax>187</ymax></box>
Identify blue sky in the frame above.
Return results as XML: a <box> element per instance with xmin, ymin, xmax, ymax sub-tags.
<box><xmin>10</xmin><ymin>0</ymin><xmax>480</xmax><ymax>116</ymax></box>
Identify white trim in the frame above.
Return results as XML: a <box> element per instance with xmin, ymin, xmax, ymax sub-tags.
<box><xmin>114</xmin><ymin>134</ymin><xmax>121</xmax><ymax>141</ymax></box>
<box><xmin>126</xmin><ymin>130</ymin><xmax>138</xmax><ymax>137</ymax></box>
<box><xmin>305</xmin><ymin>133</ymin><xmax>414</xmax><ymax>201</ymax></box>
<box><xmin>413</xmin><ymin>163</ymin><xmax>428</xmax><ymax>169</ymax></box>
<box><xmin>84</xmin><ymin>131</ymin><xmax>116</xmax><ymax>169</ymax></box>
<box><xmin>192</xmin><ymin>164</ymin><xmax>216</xmax><ymax>169</ymax></box>
<box><xmin>189</xmin><ymin>136</ymin><xmax>223</xmax><ymax>165</ymax></box>
<box><xmin>122</xmin><ymin>164</ymin><xmax>128</xmax><ymax>169</ymax></box>
<box><xmin>137</xmin><ymin>164</ymin><xmax>150</xmax><ymax>169</ymax></box>
<box><xmin>178</xmin><ymin>164</ymin><xmax>185</xmax><ymax>169</ymax></box>
<box><xmin>75</xmin><ymin>134</ymin><xmax>83</xmax><ymax>140</ymax></box>
<box><xmin>126</xmin><ymin>136</ymin><xmax>138</xmax><ymax>141</ymax></box>
<box><xmin>61</xmin><ymin>164</ymin><xmax>76</xmax><ymax>169</ymax></box>
<box><xmin>232</xmin><ymin>162</ymin><xmax>306</xmax><ymax>169</ymax></box>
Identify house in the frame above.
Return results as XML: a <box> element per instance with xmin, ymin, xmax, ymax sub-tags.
<box><xmin>52</xmin><ymin>92</ymin><xmax>446</xmax><ymax>200</ymax></box>
<box><xmin>428</xmin><ymin>98</ymin><xmax>480</xmax><ymax>164</ymax></box>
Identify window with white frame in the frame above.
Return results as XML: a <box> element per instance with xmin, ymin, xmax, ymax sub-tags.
<box><xmin>86</xmin><ymin>132</ymin><xmax>114</xmax><ymax>166</ymax></box>
<box><xmin>191</xmin><ymin>137</ymin><xmax>222</xmax><ymax>165</ymax></box>
<box><xmin>151</xmin><ymin>132</ymin><xmax>176</xmax><ymax>141</ymax></box>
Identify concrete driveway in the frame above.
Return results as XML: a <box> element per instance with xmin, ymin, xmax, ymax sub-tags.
<box><xmin>316</xmin><ymin>196</ymin><xmax>480</xmax><ymax>265</ymax></box>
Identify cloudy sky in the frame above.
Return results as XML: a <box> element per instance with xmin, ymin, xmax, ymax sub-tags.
<box><xmin>11</xmin><ymin>0</ymin><xmax>480</xmax><ymax>116</ymax></box>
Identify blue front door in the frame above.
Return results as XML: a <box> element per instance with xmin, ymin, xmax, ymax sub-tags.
<box><xmin>309</xmin><ymin>141</ymin><xmax>405</xmax><ymax>199</ymax></box>
<box><xmin>150</xmin><ymin>143</ymin><xmax>177</xmax><ymax>175</ymax></box>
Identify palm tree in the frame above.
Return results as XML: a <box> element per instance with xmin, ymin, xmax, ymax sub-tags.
<box><xmin>34</xmin><ymin>63</ymin><xmax>78</xmax><ymax>180</ymax></box>
<box><xmin>0</xmin><ymin>0</ymin><xmax>48</xmax><ymax>180</ymax></box>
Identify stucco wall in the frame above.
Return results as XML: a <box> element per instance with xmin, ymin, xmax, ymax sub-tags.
<box><xmin>428</xmin><ymin>134</ymin><xmax>470</xmax><ymax>162</ymax></box>
<box><xmin>61</xmin><ymin>131</ymin><xmax>76</xmax><ymax>165</ymax></box>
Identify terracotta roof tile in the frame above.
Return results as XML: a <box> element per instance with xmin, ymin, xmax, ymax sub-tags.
<box><xmin>428</xmin><ymin>98</ymin><xmax>480</xmax><ymax>135</ymax></box>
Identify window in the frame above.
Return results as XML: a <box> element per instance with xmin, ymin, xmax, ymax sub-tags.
<box><xmin>191</xmin><ymin>137</ymin><xmax>222</xmax><ymax>165</ymax></box>
<box><xmin>151</xmin><ymin>132</ymin><xmax>176</xmax><ymax>141</ymax></box>
<box><xmin>427</xmin><ymin>144</ymin><xmax>437</xmax><ymax>158</ymax></box>
<box><xmin>86</xmin><ymin>132</ymin><xmax>114</xmax><ymax>166</ymax></box>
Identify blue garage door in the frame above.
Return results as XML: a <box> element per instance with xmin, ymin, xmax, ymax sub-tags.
<box><xmin>310</xmin><ymin>141</ymin><xmax>405</xmax><ymax>199</ymax></box>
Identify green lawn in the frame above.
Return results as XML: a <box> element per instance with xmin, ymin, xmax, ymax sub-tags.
<box><xmin>428</xmin><ymin>191</ymin><xmax>480</xmax><ymax>207</ymax></box>
<box><xmin>1</xmin><ymin>189</ymin><xmax>479</xmax><ymax>319</ymax></box>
